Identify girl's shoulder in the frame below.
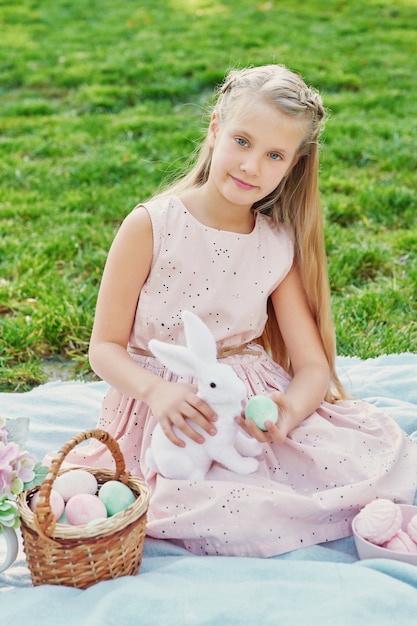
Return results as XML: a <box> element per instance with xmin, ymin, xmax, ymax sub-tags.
<box><xmin>132</xmin><ymin>196</ymin><xmax>187</xmax><ymax>258</ymax></box>
<box><xmin>135</xmin><ymin>194</ymin><xmax>183</xmax><ymax>226</ymax></box>
<box><xmin>137</xmin><ymin>194</ymin><xmax>181</xmax><ymax>212</ymax></box>
<box><xmin>255</xmin><ymin>212</ymin><xmax>294</xmax><ymax>245</ymax></box>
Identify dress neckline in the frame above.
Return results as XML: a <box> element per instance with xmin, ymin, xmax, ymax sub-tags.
<box><xmin>173</xmin><ymin>195</ymin><xmax>258</xmax><ymax>236</ymax></box>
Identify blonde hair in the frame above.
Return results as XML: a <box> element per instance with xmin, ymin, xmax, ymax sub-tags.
<box><xmin>156</xmin><ymin>64</ymin><xmax>346</xmax><ymax>401</ymax></box>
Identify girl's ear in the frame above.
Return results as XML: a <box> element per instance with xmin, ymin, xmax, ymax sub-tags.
<box><xmin>208</xmin><ymin>111</ymin><xmax>219</xmax><ymax>148</ymax></box>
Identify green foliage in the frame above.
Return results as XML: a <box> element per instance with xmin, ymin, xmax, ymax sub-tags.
<box><xmin>1</xmin><ymin>0</ymin><xmax>416</xmax><ymax>390</ymax></box>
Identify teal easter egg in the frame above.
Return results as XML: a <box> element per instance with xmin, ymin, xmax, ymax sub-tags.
<box><xmin>245</xmin><ymin>395</ymin><xmax>279</xmax><ymax>431</ymax></box>
<box><xmin>87</xmin><ymin>517</ymin><xmax>107</xmax><ymax>526</ymax></box>
<box><xmin>98</xmin><ymin>480</ymin><xmax>136</xmax><ymax>516</ymax></box>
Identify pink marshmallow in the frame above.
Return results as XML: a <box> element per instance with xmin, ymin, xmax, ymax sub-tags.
<box><xmin>407</xmin><ymin>514</ymin><xmax>417</xmax><ymax>545</ymax></box>
<box><xmin>354</xmin><ymin>499</ymin><xmax>402</xmax><ymax>545</ymax></box>
<box><xmin>383</xmin><ymin>530</ymin><xmax>417</xmax><ymax>554</ymax></box>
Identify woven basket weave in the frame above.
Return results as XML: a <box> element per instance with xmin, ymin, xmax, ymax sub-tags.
<box><xmin>17</xmin><ymin>428</ymin><xmax>150</xmax><ymax>589</ymax></box>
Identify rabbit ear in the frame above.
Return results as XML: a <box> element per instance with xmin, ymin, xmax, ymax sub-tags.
<box><xmin>182</xmin><ymin>310</ymin><xmax>217</xmax><ymax>363</ymax></box>
<box><xmin>148</xmin><ymin>339</ymin><xmax>204</xmax><ymax>378</ymax></box>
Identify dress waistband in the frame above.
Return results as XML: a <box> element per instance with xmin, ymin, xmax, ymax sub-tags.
<box><xmin>128</xmin><ymin>342</ymin><xmax>258</xmax><ymax>360</ymax></box>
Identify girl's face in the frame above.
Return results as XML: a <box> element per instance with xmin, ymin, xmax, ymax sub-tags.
<box><xmin>207</xmin><ymin>101</ymin><xmax>306</xmax><ymax>209</ymax></box>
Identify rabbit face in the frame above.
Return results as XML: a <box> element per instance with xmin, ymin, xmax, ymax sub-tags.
<box><xmin>197</xmin><ymin>361</ymin><xmax>246</xmax><ymax>410</ymax></box>
<box><xmin>148</xmin><ymin>310</ymin><xmax>247</xmax><ymax>414</ymax></box>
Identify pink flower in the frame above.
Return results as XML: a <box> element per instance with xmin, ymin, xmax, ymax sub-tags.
<box><xmin>10</xmin><ymin>451</ymin><xmax>36</xmax><ymax>494</ymax></box>
<box><xmin>0</xmin><ymin>430</ymin><xmax>36</xmax><ymax>498</ymax></box>
<box><xmin>0</xmin><ymin>442</ymin><xmax>18</xmax><ymax>497</ymax></box>
<box><xmin>0</xmin><ymin>419</ymin><xmax>40</xmax><ymax>530</ymax></box>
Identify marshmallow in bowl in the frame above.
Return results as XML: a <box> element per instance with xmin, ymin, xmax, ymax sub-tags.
<box><xmin>354</xmin><ymin>498</ymin><xmax>402</xmax><ymax>545</ymax></box>
<box><xmin>406</xmin><ymin>514</ymin><xmax>417</xmax><ymax>544</ymax></box>
<box><xmin>384</xmin><ymin>529</ymin><xmax>417</xmax><ymax>554</ymax></box>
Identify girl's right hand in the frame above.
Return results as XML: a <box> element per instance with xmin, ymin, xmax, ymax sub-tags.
<box><xmin>146</xmin><ymin>380</ymin><xmax>218</xmax><ymax>447</ymax></box>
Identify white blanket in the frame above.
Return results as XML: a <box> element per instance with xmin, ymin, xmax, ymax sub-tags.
<box><xmin>1</xmin><ymin>354</ymin><xmax>417</xmax><ymax>625</ymax></box>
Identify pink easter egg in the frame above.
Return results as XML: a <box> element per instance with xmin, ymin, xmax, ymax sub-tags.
<box><xmin>65</xmin><ymin>493</ymin><xmax>107</xmax><ymax>526</ymax></box>
<box><xmin>30</xmin><ymin>488</ymin><xmax>65</xmax><ymax>521</ymax></box>
<box><xmin>54</xmin><ymin>469</ymin><xmax>98</xmax><ymax>502</ymax></box>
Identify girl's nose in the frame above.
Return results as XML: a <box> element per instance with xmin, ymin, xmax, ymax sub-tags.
<box><xmin>240</xmin><ymin>153</ymin><xmax>260</xmax><ymax>176</ymax></box>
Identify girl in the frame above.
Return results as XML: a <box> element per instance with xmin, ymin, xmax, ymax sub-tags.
<box><xmin>63</xmin><ymin>64</ymin><xmax>417</xmax><ymax>556</ymax></box>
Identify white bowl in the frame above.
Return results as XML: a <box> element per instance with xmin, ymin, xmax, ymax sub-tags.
<box><xmin>352</xmin><ymin>504</ymin><xmax>417</xmax><ymax>565</ymax></box>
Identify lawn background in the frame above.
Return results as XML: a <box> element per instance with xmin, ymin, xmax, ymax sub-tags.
<box><xmin>0</xmin><ymin>0</ymin><xmax>416</xmax><ymax>391</ymax></box>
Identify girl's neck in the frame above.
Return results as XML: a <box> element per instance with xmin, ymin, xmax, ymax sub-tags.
<box><xmin>179</xmin><ymin>187</ymin><xmax>255</xmax><ymax>234</ymax></box>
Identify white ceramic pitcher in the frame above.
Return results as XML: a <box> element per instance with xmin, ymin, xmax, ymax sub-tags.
<box><xmin>0</xmin><ymin>526</ymin><xmax>19</xmax><ymax>573</ymax></box>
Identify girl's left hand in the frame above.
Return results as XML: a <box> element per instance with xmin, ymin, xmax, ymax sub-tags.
<box><xmin>235</xmin><ymin>391</ymin><xmax>295</xmax><ymax>445</ymax></box>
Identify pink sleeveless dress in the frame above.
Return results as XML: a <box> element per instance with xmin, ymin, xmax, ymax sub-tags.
<box><xmin>64</xmin><ymin>196</ymin><xmax>417</xmax><ymax>557</ymax></box>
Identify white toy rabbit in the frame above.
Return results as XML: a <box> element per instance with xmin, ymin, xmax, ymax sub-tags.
<box><xmin>145</xmin><ymin>310</ymin><xmax>263</xmax><ymax>480</ymax></box>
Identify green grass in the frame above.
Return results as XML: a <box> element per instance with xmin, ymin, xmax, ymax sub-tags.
<box><xmin>1</xmin><ymin>0</ymin><xmax>416</xmax><ymax>391</ymax></box>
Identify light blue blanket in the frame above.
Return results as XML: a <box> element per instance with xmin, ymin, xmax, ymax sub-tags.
<box><xmin>1</xmin><ymin>354</ymin><xmax>417</xmax><ymax>625</ymax></box>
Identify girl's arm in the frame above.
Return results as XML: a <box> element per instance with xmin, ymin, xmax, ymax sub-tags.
<box><xmin>89</xmin><ymin>206</ymin><xmax>217</xmax><ymax>447</ymax></box>
<box><xmin>238</xmin><ymin>265</ymin><xmax>330</xmax><ymax>444</ymax></box>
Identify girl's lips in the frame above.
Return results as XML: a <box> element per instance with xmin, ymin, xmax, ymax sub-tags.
<box><xmin>230</xmin><ymin>175</ymin><xmax>257</xmax><ymax>190</ymax></box>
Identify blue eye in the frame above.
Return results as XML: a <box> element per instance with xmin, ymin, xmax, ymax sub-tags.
<box><xmin>269</xmin><ymin>152</ymin><xmax>282</xmax><ymax>161</ymax></box>
<box><xmin>236</xmin><ymin>137</ymin><xmax>248</xmax><ymax>147</ymax></box>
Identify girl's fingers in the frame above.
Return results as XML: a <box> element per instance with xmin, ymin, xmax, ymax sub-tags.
<box><xmin>152</xmin><ymin>383</ymin><xmax>218</xmax><ymax>446</ymax></box>
<box><xmin>236</xmin><ymin>415</ymin><xmax>270</xmax><ymax>442</ymax></box>
<box><xmin>237</xmin><ymin>393</ymin><xmax>290</xmax><ymax>444</ymax></box>
<box><xmin>264</xmin><ymin>420</ymin><xmax>288</xmax><ymax>444</ymax></box>
<box><xmin>160</xmin><ymin>401</ymin><xmax>218</xmax><ymax>447</ymax></box>
<box><xmin>185</xmin><ymin>400</ymin><xmax>218</xmax><ymax>436</ymax></box>
<box><xmin>160</xmin><ymin>420</ymin><xmax>187</xmax><ymax>447</ymax></box>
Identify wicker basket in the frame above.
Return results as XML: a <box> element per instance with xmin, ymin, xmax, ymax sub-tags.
<box><xmin>17</xmin><ymin>428</ymin><xmax>151</xmax><ymax>589</ymax></box>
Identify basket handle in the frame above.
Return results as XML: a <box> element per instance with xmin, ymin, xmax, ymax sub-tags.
<box><xmin>33</xmin><ymin>428</ymin><xmax>130</xmax><ymax>541</ymax></box>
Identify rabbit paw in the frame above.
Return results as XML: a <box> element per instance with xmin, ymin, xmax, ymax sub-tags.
<box><xmin>238</xmin><ymin>456</ymin><xmax>259</xmax><ymax>474</ymax></box>
<box><xmin>220</xmin><ymin>452</ymin><xmax>259</xmax><ymax>475</ymax></box>
<box><xmin>151</xmin><ymin>451</ymin><xmax>196</xmax><ymax>480</ymax></box>
<box><xmin>235</xmin><ymin>432</ymin><xmax>263</xmax><ymax>457</ymax></box>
